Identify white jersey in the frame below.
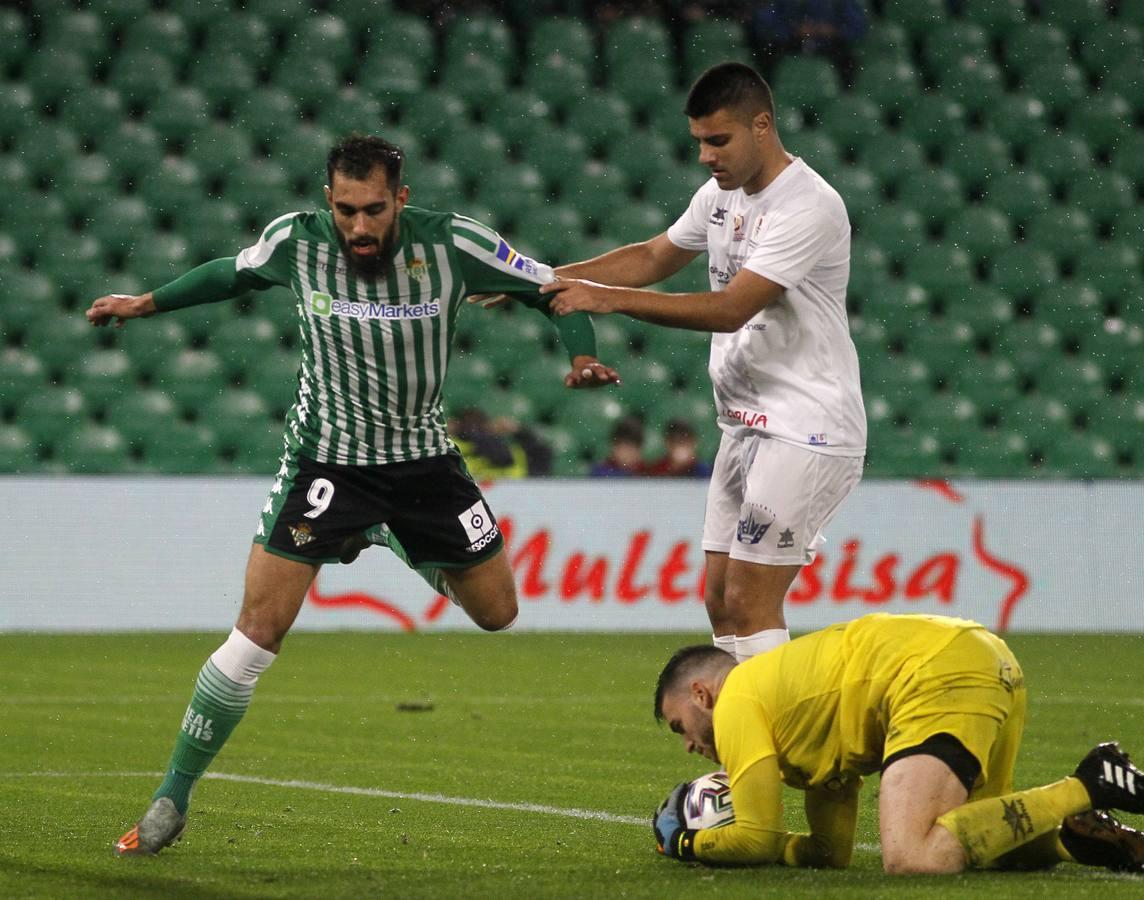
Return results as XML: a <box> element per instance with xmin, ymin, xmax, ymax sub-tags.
<box><xmin>667</xmin><ymin>158</ymin><xmax>866</xmax><ymax>456</ymax></box>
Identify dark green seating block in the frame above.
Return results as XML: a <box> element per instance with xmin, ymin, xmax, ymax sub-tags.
<box><xmin>981</xmin><ymin>94</ymin><xmax>1051</xmax><ymax>154</ymax></box>
<box><xmin>920</xmin><ymin>23</ymin><xmax>987</xmax><ymax>75</ymax></box>
<box><xmin>559</xmin><ymin>162</ymin><xmax>630</xmax><ymax>226</ymax></box>
<box><xmin>137</xmin><ymin>421</ymin><xmax>218</xmax><ymax>474</ymax></box>
<box><xmin>506</xmin><ymin>354</ymin><xmax>571</xmax><ymax>419</ymax></box>
<box><xmin>4</xmin><ymin>269</ymin><xmax>62</xmax><ymax>333</ymax></box>
<box><xmin>230</xmin><ymin>425</ymin><xmax>289</xmax><ymax>474</ymax></box>
<box><xmin>898</xmin><ymin>96</ymin><xmax>969</xmax><ymax>153</ymax></box>
<box><xmin>774</xmin><ymin>56</ymin><xmax>841</xmax><ymax>111</ymax></box>
<box><xmin>831</xmin><ymin>166</ymin><xmax>883</xmax><ymax>223</ymax></box>
<box><xmin>122</xmin><ymin>12</ymin><xmax>192</xmax><ymax>67</ymax></box>
<box><xmin>202</xmin><ymin>11</ymin><xmax>275</xmax><ymax>66</ymax></box>
<box><xmin>564</xmin><ymin>93</ymin><xmax>633</xmax><ymax>154</ymax></box>
<box><xmin>606</xmin><ymin>130</ymin><xmax>677</xmax><ymax>189</ymax></box>
<box><xmin>1031</xmin><ymin>356</ymin><xmax>1110</xmax><ymax>411</ymax></box>
<box><xmin>1040</xmin><ymin>0</ymin><xmax>1109</xmax><ymax>34</ymax></box>
<box><xmin>939</xmin><ymin>57</ymin><xmax>1006</xmax><ymax>115</ymax></box>
<box><xmin>947</xmin><ymin>357</ymin><xmax>1023</xmax><ymax>413</ymax></box>
<box><xmin>1068</xmin><ymin>93</ymin><xmax>1133</xmax><ymax>155</ymax></box>
<box><xmin>62</xmin><ymin>348</ymin><xmax>135</xmax><ymax>410</ymax></box>
<box><xmin>57</xmin><ymin>87</ymin><xmax>125</xmax><ymax>145</ymax></box>
<box><xmin>553</xmin><ymin>390</ymin><xmax>629</xmax><ymax>454</ymax></box>
<box><xmin>858</xmin><ymin>205</ymin><xmax>925</xmax><ymax>263</ymax></box>
<box><xmin>945</xmin><ymin>206</ymin><xmax>1012</xmax><ymax>263</ymax></box>
<box><xmin>903</xmin><ymin>243</ymin><xmax>975</xmax><ymax>301</ymax></box>
<box><xmin>1004</xmin><ymin>23</ymin><xmax>1071</xmax><ymax>76</ymax></box>
<box><xmin>851</xmin><ymin>59</ymin><xmax>921</xmax><ymax>113</ymax></box>
<box><xmin>1086</xmin><ymin>320</ymin><xmax>1144</xmax><ymax>379</ymax></box>
<box><xmin>56</xmin><ymin>424</ymin><xmax>132</xmax><ymax>474</ymax></box>
<box><xmin>241</xmin><ymin>348</ymin><xmax>301</xmax><ymax>414</ymax></box>
<box><xmin>203</xmin><ymin>391</ymin><xmax>271</xmax><ymax>452</ymax></box>
<box><xmin>1073</xmin><ymin>241</ymin><xmax>1141</xmax><ymax>302</ymax></box>
<box><xmin>1002</xmin><ymin>393</ymin><xmax>1073</xmax><ymax>444</ymax></box>
<box><xmin>1077</xmin><ymin>23</ymin><xmax>1142</xmax><ymax>75</ymax></box>
<box><xmin>17</xmin><ymin>386</ymin><xmax>89</xmax><ymax>448</ymax></box>
<box><xmin>0</xmin><ymin>9</ymin><xmax>30</xmax><ymax>72</ymax></box>
<box><xmin>210</xmin><ymin>316</ymin><xmax>282</xmax><ymax>380</ymax></box>
<box><xmin>1065</xmin><ymin>170</ymin><xmax>1135</xmax><ymax>229</ymax></box>
<box><xmin>438</xmin><ymin>126</ymin><xmax>511</xmax><ymax>184</ymax></box>
<box><xmin>848</xmin><ymin>239</ymin><xmax>889</xmax><ymax>305</ymax></box>
<box><xmin>525</xmin><ymin>55</ymin><xmax>591</xmax><ymax>114</ymax></box>
<box><xmin>286</xmin><ymin>14</ymin><xmax>356</xmax><ymax>72</ymax></box>
<box><xmin>153</xmin><ymin>349</ymin><xmax>228</xmax><ymax>413</ymax></box>
<box><xmin>137</xmin><ymin>158</ymin><xmax>206</xmax><ymax>219</ymax></box>
<box><xmin>856</xmin><ymin>133</ymin><xmax>927</xmax><ymax>191</ymax></box>
<box><xmin>21</xmin><ymin>49</ymin><xmax>93</xmax><ymax>108</ymax></box>
<box><xmin>0</xmin><ymin>347</ymin><xmax>46</xmax><ymax>410</ymax></box>
<box><xmin>866</xmin><ymin>429</ymin><xmax>945</xmax><ymax>479</ymax></box>
<box><xmin>608</xmin><ymin>57</ymin><xmax>674</xmax><ymax>114</ymax></box>
<box><xmin>481</xmin><ymin>90</ymin><xmax>549</xmax><ymax>150</ymax></box>
<box><xmin>600</xmin><ymin>203</ymin><xmax>668</xmax><ymax>245</ymax></box>
<box><xmin>955</xmin><ymin>430</ymin><xmax>1030</xmax><ymax>476</ymax></box>
<box><xmin>94</xmin><ymin>121</ymin><xmax>166</xmax><ymax>184</ymax></box>
<box><xmin>881</xmin><ymin>0</ymin><xmax>948</xmax><ymax>33</ymax></box>
<box><xmin>0</xmin><ymin>424</ymin><xmax>36</xmax><ymax>472</ymax></box>
<box><xmin>103</xmin><ymin>389</ymin><xmax>180</xmax><ymax>441</ymax></box>
<box><xmin>1094</xmin><ymin>395</ymin><xmax>1143</xmax><ymax>460</ymax></box>
<box><xmin>1020</xmin><ymin>61</ymin><xmax>1088</xmax><ymax>113</ymax></box>
<box><xmin>513</xmin><ymin>204</ymin><xmax>586</xmax><ymax>263</ymax></box>
<box><xmin>992</xmin><ymin>320</ymin><xmax>1062</xmax><ymax>374</ymax></box>
<box><xmin>1026</xmin><ymin>134</ymin><xmax>1092</xmax><ymax>191</ymax></box>
<box><xmin>363</xmin><ymin>13</ymin><xmax>436</xmax><ymax>77</ymax></box>
<box><xmin>175</xmin><ymin>199</ymin><xmax>248</xmax><ymax>262</ymax></box>
<box><xmin>941</xmin><ymin>132</ymin><xmax>1012</xmax><ymax>188</ymax></box>
<box><xmin>901</xmin><ymin>319</ymin><xmax>978</xmax><ymax>379</ymax></box>
<box><xmin>1040</xmin><ymin>432</ymin><xmax>1121</xmax><ymax>479</ymax></box>
<box><xmin>50</xmin><ymin>154</ymin><xmax>117</xmax><ymax>220</ymax></box>
<box><xmin>942</xmin><ymin>285</ymin><xmax>1015</xmax><ymax>338</ymax></box>
<box><xmin>529</xmin><ymin>18</ymin><xmax>595</xmax><ymax>69</ymax></box>
<box><xmin>1024</xmin><ymin>207</ymin><xmax>1097</xmax><ymax>268</ymax></box>
<box><xmin>0</xmin><ymin>83</ymin><xmax>35</xmax><ymax>143</ymax></box>
<box><xmin>987</xmin><ymin>245</ymin><xmax>1058</xmax><ymax>301</ymax></box>
<box><xmin>517</xmin><ymin>125</ymin><xmax>589</xmax><ymax>188</ymax></box>
<box><xmin>445</xmin><ymin>15</ymin><xmax>514</xmax><ymax>71</ymax></box>
<box><xmin>23</xmin><ymin>313</ymin><xmax>97</xmax><ymax>374</ymax></box>
<box><xmin>981</xmin><ymin>170</ymin><xmax>1053</xmax><ymax>225</ymax></box>
<box><xmin>1033</xmin><ymin>283</ymin><xmax>1104</xmax><ymax>340</ymax></box>
<box><xmin>232</xmin><ymin>90</ymin><xmax>304</xmax><ymax>146</ymax></box>
<box><xmin>106</xmin><ymin>49</ymin><xmax>178</xmax><ymax>111</ymax></box>
<box><xmin>642</xmin><ymin>168</ymin><xmax>709</xmax><ymax>220</ymax></box>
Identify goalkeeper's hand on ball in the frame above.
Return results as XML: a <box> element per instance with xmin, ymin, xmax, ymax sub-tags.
<box><xmin>653</xmin><ymin>782</ymin><xmax>697</xmax><ymax>861</ymax></box>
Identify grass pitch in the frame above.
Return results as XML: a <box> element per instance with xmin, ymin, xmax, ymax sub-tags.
<box><xmin>1</xmin><ymin>631</ymin><xmax>1143</xmax><ymax>899</ymax></box>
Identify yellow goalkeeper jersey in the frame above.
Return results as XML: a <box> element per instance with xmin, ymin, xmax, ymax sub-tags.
<box><xmin>714</xmin><ymin>613</ymin><xmax>988</xmax><ymax>793</ymax></box>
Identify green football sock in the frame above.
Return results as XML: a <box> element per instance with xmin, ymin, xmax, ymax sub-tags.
<box><xmin>153</xmin><ymin>659</ymin><xmax>255</xmax><ymax>815</ymax></box>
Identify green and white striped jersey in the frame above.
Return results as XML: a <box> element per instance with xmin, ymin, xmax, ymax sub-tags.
<box><xmin>235</xmin><ymin>206</ymin><xmax>555</xmax><ymax>465</ymax></box>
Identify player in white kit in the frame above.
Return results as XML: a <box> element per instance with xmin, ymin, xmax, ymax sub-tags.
<box><xmin>544</xmin><ymin>63</ymin><xmax>866</xmax><ymax>661</ymax></box>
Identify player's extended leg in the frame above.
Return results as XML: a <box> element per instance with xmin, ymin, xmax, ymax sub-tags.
<box><xmin>442</xmin><ymin>547</ymin><xmax>518</xmax><ymax>632</ymax></box>
<box><xmin>116</xmin><ymin>545</ymin><xmax>317</xmax><ymax>855</ymax></box>
<box><xmin>702</xmin><ymin>551</ymin><xmax>736</xmax><ymax>656</ymax></box>
<box><xmin>722</xmin><ymin>558</ymin><xmax>801</xmax><ymax>661</ymax></box>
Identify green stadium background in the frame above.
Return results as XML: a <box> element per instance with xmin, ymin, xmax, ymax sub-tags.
<box><xmin>1</xmin><ymin>0</ymin><xmax>1140</xmax><ymax>478</ymax></box>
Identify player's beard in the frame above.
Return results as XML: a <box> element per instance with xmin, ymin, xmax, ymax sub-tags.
<box><xmin>339</xmin><ymin>223</ymin><xmax>399</xmax><ymax>280</ymax></box>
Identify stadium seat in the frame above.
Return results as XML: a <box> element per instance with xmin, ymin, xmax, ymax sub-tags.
<box><xmin>819</xmin><ymin>95</ymin><xmax>886</xmax><ymax>156</ymax></box>
<box><xmin>944</xmin><ymin>206</ymin><xmax>1012</xmax><ymax>263</ymax></box>
<box><xmin>395</xmin><ymin>89</ymin><xmax>467</xmax><ymax>148</ymax></box>
<box><xmin>773</xmin><ymin>56</ymin><xmax>841</xmax><ymax>113</ymax></box>
<box><xmin>993</xmin><ymin>320</ymin><xmax>1062</xmax><ymax>375</ymax></box>
<box><xmin>56</xmin><ymin>86</ymin><xmax>125</xmax><ymax>145</ymax></box>
<box><xmin>184</xmin><ymin>124</ymin><xmax>256</xmax><ymax>185</ymax></box>
<box><xmin>22</xmin><ymin>46</ymin><xmax>94</xmax><ymax>108</ymax></box>
<box><xmin>988</xmin><ymin>245</ymin><xmax>1059</xmax><ymax>302</ymax></box>
<box><xmin>124</xmin><ymin>233</ymin><xmax>191</xmax><ymax>291</ymax></box>
<box><xmin>1004</xmin><ymin>23</ymin><xmax>1071</xmax><ymax>77</ymax></box>
<box><xmin>608</xmin><ymin>56</ymin><xmax>674</xmax><ymax>114</ymax></box>
<box><xmin>560</xmin><ymin>161</ymin><xmax>631</xmax><ymax>227</ymax></box>
<box><xmin>900</xmin><ymin>319</ymin><xmax>978</xmax><ymax>380</ymax></box>
<box><xmin>895</xmin><ymin>170</ymin><xmax>965</xmax><ymax>229</ymax></box>
<box><xmin>210</xmin><ymin>316</ymin><xmax>282</xmax><ymax>380</ymax></box>
<box><xmin>1074</xmin><ymin>241</ymin><xmax>1141</xmax><ymax>302</ymax></box>
<box><xmin>42</xmin><ymin>233</ymin><xmax>108</xmax><ymax>300</ymax></box>
<box><xmin>55</xmin><ymin>423</ymin><xmax>132</xmax><ymax>474</ymax></box>
<box><xmin>682</xmin><ymin>18</ymin><xmax>750</xmax><ymax>80</ymax></box>
<box><xmin>865</xmin><ymin>428</ymin><xmax>944</xmax><ymax>479</ymax></box>
<box><xmin>909</xmin><ymin>394</ymin><xmax>981</xmax><ymax>439</ymax></box>
<box><xmin>274</xmin><ymin>54</ymin><xmax>345</xmax><ymax>112</ymax></box>
<box><xmin>981</xmin><ymin>170</ymin><xmax>1053</xmax><ymax>225</ymax></box>
<box><xmin>50</xmin><ymin>153</ymin><xmax>116</xmax><ymax>220</ymax></box>
<box><xmin>1002</xmin><ymin>392</ymin><xmax>1072</xmax><ymax>440</ymax></box>
<box><xmin>902</xmin><ymin>243</ymin><xmax>975</xmax><ymax>301</ymax></box>
<box><xmin>644</xmin><ymin>90</ymin><xmax>696</xmax><ymax>157</ymax></box>
<box><xmin>1023</xmin><ymin>207</ymin><xmax>1097</xmax><ymax>268</ymax></box>
<box><xmin>1032</xmin><ymin>356</ymin><xmax>1109</xmax><ymax>411</ymax></box>
<box><xmin>600</xmin><ymin>203</ymin><xmax>668</xmax><ymax>246</ymax></box>
<box><xmin>1086</xmin><ymin>318</ymin><xmax>1144</xmax><ymax>377</ymax></box>
<box><xmin>830</xmin><ymin>166</ymin><xmax>883</xmax><ymax>223</ymax></box>
<box><xmin>445</xmin><ymin>15</ymin><xmax>514</xmax><ymax>71</ymax></box>
<box><xmin>1040</xmin><ymin>0</ymin><xmax>1108</xmax><ymax>34</ymax></box>
<box><xmin>606</xmin><ymin>130</ymin><xmax>677</xmax><ymax>189</ymax></box>
<box><xmin>102</xmin><ymin>389</ymin><xmax>181</xmax><ymax>441</ymax></box>
<box><xmin>857</xmin><ymin>205</ymin><xmax>925</xmax><ymax>263</ymax></box>
<box><xmin>440</xmin><ymin>51</ymin><xmax>509</xmax><ymax>109</ymax></box>
<box><xmin>121</xmin><ymin>11</ymin><xmax>191</xmax><ymax>67</ymax></box>
<box><xmin>948</xmin><ymin>354</ymin><xmax>1023</xmax><ymax>410</ymax></box>
<box><xmin>285</xmin><ymin>14</ymin><xmax>356</xmax><ymax>73</ymax></box>
<box><xmin>0</xmin><ymin>346</ymin><xmax>46</xmax><ymax>411</ymax></box>
<box><xmin>528</xmin><ymin>17</ymin><xmax>596</xmax><ymax>69</ymax></box>
<box><xmin>980</xmin><ymin>94</ymin><xmax>1050</xmax><ymax>154</ymax></box>
<box><xmin>939</xmin><ymin>57</ymin><xmax>1006</xmax><ymax>115</ymax></box>
<box><xmin>116</xmin><ymin>317</ymin><xmax>190</xmax><ymax>379</ymax></box>
<box><xmin>91</xmin><ymin>120</ymin><xmax>165</xmax><ymax>186</ymax></box>
<box><xmin>229</xmin><ymin>424</ymin><xmax>289</xmax><ymax>474</ymax></box>
<box><xmin>17</xmin><ymin>385</ymin><xmax>89</xmax><ymax>449</ymax></box>
<box><xmin>137</xmin><ymin>421</ymin><xmax>219</xmax><ymax>474</ymax></box>
<box><xmin>0</xmin><ymin>8</ymin><xmax>30</xmax><ymax>72</ymax></box>
<box><xmin>563</xmin><ymin>92</ymin><xmax>633</xmax><ymax>154</ymax></box>
<box><xmin>1095</xmin><ymin>395</ymin><xmax>1144</xmax><ymax>461</ymax></box>
<box><xmin>223</xmin><ymin>159</ymin><xmax>295</xmax><ymax>224</ymax></box>
<box><xmin>850</xmin><ymin>58</ymin><xmax>921</xmax><ymax>113</ymax></box>
<box><xmin>897</xmin><ymin>95</ymin><xmax>969</xmax><ymax>154</ymax></box>
<box><xmin>11</xmin><ymin>120</ymin><xmax>82</xmax><ymax>183</ymax></box>
<box><xmin>202</xmin><ymin>387</ymin><xmax>275</xmax><ymax>456</ymax></box>
<box><xmin>881</xmin><ymin>0</ymin><xmax>947</xmax><ymax>34</ymax></box>
<box><xmin>955</xmin><ymin>430</ymin><xmax>1031</xmax><ymax>476</ymax></box>
<box><xmin>1020</xmin><ymin>61</ymin><xmax>1089</xmax><ymax>113</ymax></box>
<box><xmin>0</xmin><ymin>422</ymin><xmax>36</xmax><ymax>472</ymax></box>
<box><xmin>437</xmin><ymin>125</ymin><xmax>511</xmax><ymax>185</ymax></box>
<box><xmin>359</xmin><ymin>12</ymin><xmax>436</xmax><ymax>77</ymax></box>
<box><xmin>1026</xmin><ymin>134</ymin><xmax>1093</xmax><ymax>192</ymax></box>
<box><xmin>960</xmin><ymin>0</ymin><xmax>1027</xmax><ymax>35</ymax></box>
<box><xmin>854</xmin><ymin>19</ymin><xmax>909</xmax><ymax>63</ymax></box>
<box><xmin>1067</xmin><ymin>92</ymin><xmax>1133</xmax><ymax>156</ymax></box>
<box><xmin>137</xmin><ymin>158</ymin><xmax>207</xmax><ymax>220</ymax></box>
<box><xmin>940</xmin><ymin>132</ymin><xmax>1011</xmax><ymax>188</ymax></box>
<box><xmin>242</xmin><ymin>348</ymin><xmax>301</xmax><ymax>414</ymax></box>
<box><xmin>920</xmin><ymin>23</ymin><xmax>988</xmax><ymax>76</ymax></box>
<box><xmin>202</xmin><ymin>11</ymin><xmax>275</xmax><ymax>67</ymax></box>
<box><xmin>314</xmin><ymin>87</ymin><xmax>386</xmax><ymax>139</ymax></box>
<box><xmin>188</xmin><ymin>51</ymin><xmax>260</xmax><ymax>111</ymax></box>
<box><xmin>106</xmin><ymin>49</ymin><xmax>178</xmax><ymax>112</ymax></box>
<box><xmin>525</xmin><ymin>54</ymin><xmax>591</xmax><ymax>114</ymax></box>
<box><xmin>513</xmin><ymin>205</ymin><xmax>586</xmax><ymax>264</ymax></box>
<box><xmin>787</xmin><ymin>131</ymin><xmax>842</xmax><ymax>178</ymax></box>
<box><xmin>0</xmin><ymin>82</ymin><xmax>34</xmax><ymax>144</ymax></box>
<box><xmin>944</xmin><ymin>285</ymin><xmax>1016</xmax><ymax>339</ymax></box>
<box><xmin>603</xmin><ymin>15</ymin><xmax>670</xmax><ymax>69</ymax></box>
<box><xmin>152</xmin><ymin>349</ymin><xmax>228</xmax><ymax>414</ymax></box>
<box><xmin>61</xmin><ymin>348</ymin><xmax>134</xmax><ymax>411</ymax></box>
<box><xmin>23</xmin><ymin>311</ymin><xmax>96</xmax><ymax>374</ymax></box>
<box><xmin>1033</xmin><ymin>282</ymin><xmax>1104</xmax><ymax>340</ymax></box>
<box><xmin>1064</xmin><ymin>170</ymin><xmax>1135</xmax><ymax>229</ymax></box>
<box><xmin>1040</xmin><ymin>432</ymin><xmax>1120</xmax><ymax>479</ymax></box>
<box><xmin>1077</xmin><ymin>22</ymin><xmax>1142</xmax><ymax>75</ymax></box>
<box><xmin>553</xmin><ymin>391</ymin><xmax>630</xmax><ymax>454</ymax></box>
<box><xmin>84</xmin><ymin>195</ymin><xmax>157</xmax><ymax>263</ymax></box>
<box><xmin>856</xmin><ymin>134</ymin><xmax>927</xmax><ymax>191</ymax></box>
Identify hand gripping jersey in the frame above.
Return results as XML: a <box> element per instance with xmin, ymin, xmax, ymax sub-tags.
<box><xmin>666</xmin><ymin>159</ymin><xmax>866</xmax><ymax>456</ymax></box>
<box><xmin>234</xmin><ymin>207</ymin><xmax>559</xmax><ymax>465</ymax></box>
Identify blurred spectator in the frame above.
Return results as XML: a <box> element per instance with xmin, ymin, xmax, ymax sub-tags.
<box><xmin>645</xmin><ymin>419</ymin><xmax>713</xmax><ymax>477</ymax></box>
<box><xmin>750</xmin><ymin>0</ymin><xmax>868</xmax><ymax>82</ymax></box>
<box><xmin>448</xmin><ymin>406</ymin><xmax>553</xmax><ymax>478</ymax></box>
<box><xmin>590</xmin><ymin>415</ymin><xmax>648</xmax><ymax>477</ymax></box>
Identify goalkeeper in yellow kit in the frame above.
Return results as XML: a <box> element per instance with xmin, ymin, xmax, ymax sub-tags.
<box><xmin>652</xmin><ymin>613</ymin><xmax>1144</xmax><ymax>874</ymax></box>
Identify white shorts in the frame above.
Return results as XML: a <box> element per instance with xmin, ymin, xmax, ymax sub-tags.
<box><xmin>701</xmin><ymin>432</ymin><xmax>863</xmax><ymax>566</ymax></box>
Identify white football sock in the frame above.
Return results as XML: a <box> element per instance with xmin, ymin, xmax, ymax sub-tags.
<box><xmin>712</xmin><ymin>633</ymin><xmax>736</xmax><ymax>657</ymax></box>
<box><xmin>734</xmin><ymin>628</ymin><xmax>790</xmax><ymax>662</ymax></box>
<box><xmin>209</xmin><ymin>627</ymin><xmax>277</xmax><ymax>686</ymax></box>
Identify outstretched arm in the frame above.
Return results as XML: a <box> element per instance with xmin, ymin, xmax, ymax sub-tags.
<box><xmin>555</xmin><ymin>233</ymin><xmax>701</xmax><ymax>288</ymax></box>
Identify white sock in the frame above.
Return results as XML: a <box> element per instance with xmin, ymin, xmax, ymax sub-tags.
<box><xmin>209</xmin><ymin>627</ymin><xmax>277</xmax><ymax>686</ymax></box>
<box><xmin>712</xmin><ymin>634</ymin><xmax>736</xmax><ymax>657</ymax></box>
<box><xmin>734</xmin><ymin>628</ymin><xmax>790</xmax><ymax>662</ymax></box>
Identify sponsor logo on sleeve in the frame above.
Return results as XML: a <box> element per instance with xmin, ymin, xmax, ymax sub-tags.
<box><xmin>495</xmin><ymin>239</ymin><xmax>541</xmax><ymax>277</ymax></box>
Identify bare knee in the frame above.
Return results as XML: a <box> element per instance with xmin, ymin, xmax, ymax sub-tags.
<box><xmin>468</xmin><ymin>593</ymin><xmax>518</xmax><ymax>632</ymax></box>
<box><xmin>882</xmin><ymin>828</ymin><xmax>967</xmax><ymax>875</ymax></box>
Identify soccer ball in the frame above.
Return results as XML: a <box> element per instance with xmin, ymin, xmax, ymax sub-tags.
<box><xmin>683</xmin><ymin>771</ymin><xmax>735</xmax><ymax>829</ymax></box>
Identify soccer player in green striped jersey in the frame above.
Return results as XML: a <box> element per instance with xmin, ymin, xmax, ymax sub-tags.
<box><xmin>87</xmin><ymin>134</ymin><xmax>619</xmax><ymax>855</ymax></box>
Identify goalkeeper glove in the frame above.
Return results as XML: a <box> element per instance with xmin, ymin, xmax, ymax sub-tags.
<box><xmin>653</xmin><ymin>782</ymin><xmax>698</xmax><ymax>861</ymax></box>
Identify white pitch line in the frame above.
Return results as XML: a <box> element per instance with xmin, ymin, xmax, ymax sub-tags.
<box><xmin>0</xmin><ymin>770</ymin><xmax>881</xmax><ymax>852</ymax></box>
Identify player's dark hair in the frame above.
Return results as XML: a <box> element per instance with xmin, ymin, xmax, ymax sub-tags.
<box><xmin>327</xmin><ymin>133</ymin><xmax>405</xmax><ymax>190</ymax></box>
<box><xmin>654</xmin><ymin>644</ymin><xmax>734</xmax><ymax>722</ymax></box>
<box><xmin>684</xmin><ymin>62</ymin><xmax>775</xmax><ymax>121</ymax></box>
